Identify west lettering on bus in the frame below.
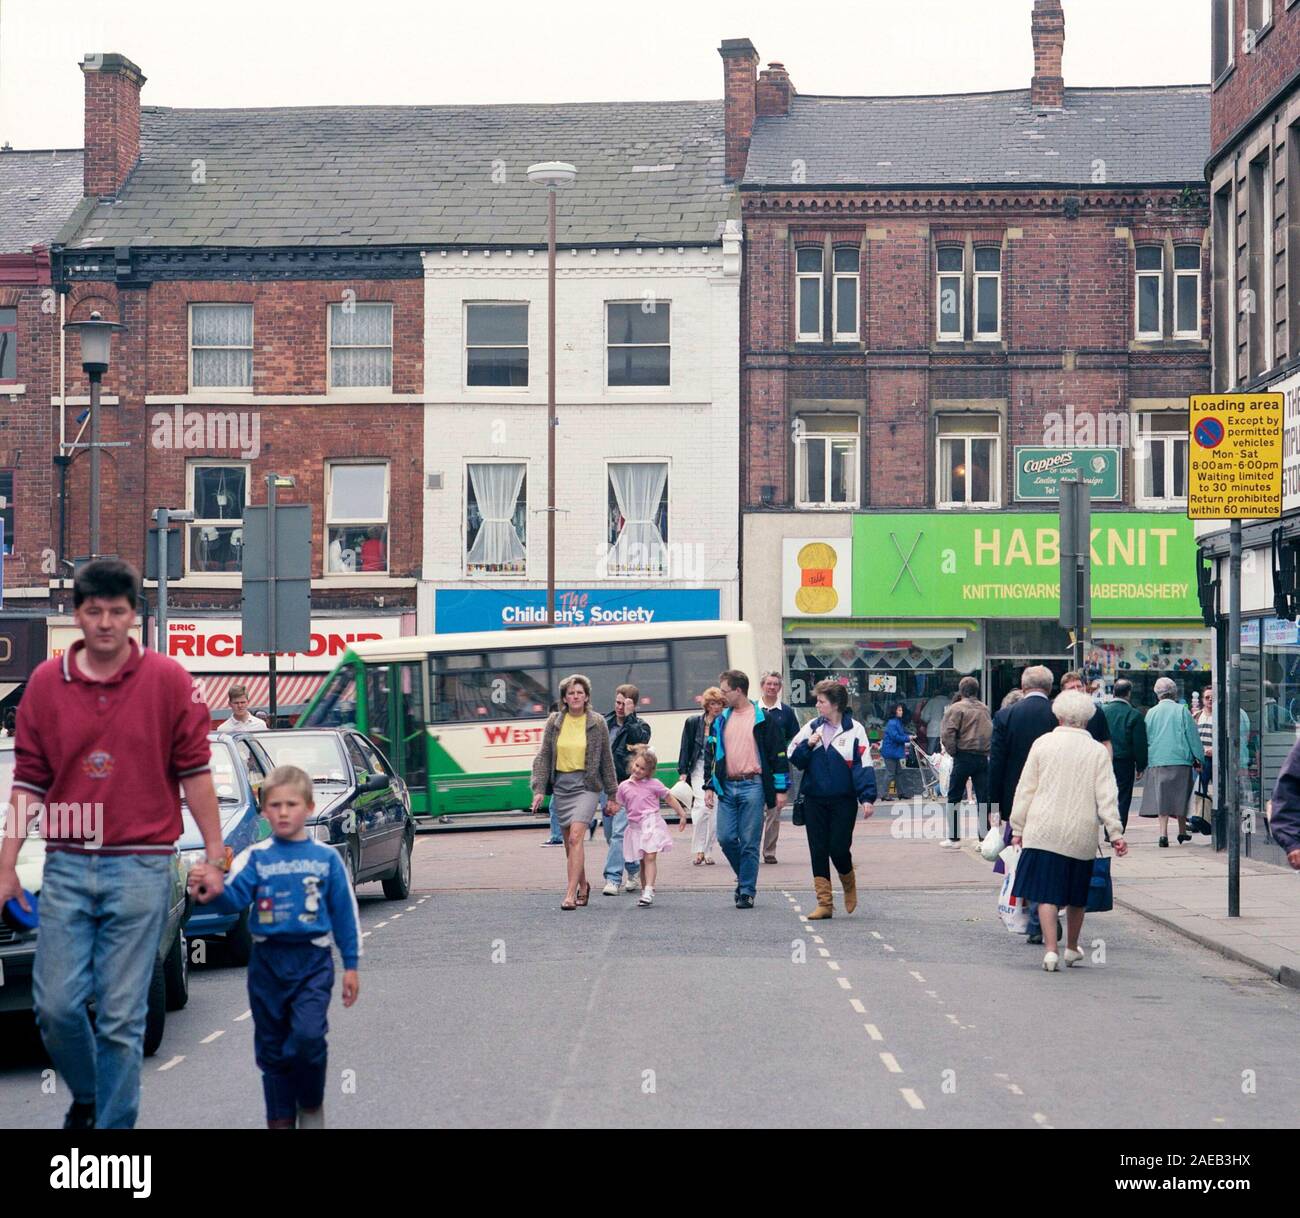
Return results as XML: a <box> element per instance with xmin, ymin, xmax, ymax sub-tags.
<box><xmin>483</xmin><ymin>725</ymin><xmax>546</xmax><ymax>746</ymax></box>
<box><xmin>168</xmin><ymin>629</ymin><xmax>383</xmax><ymax>659</ymax></box>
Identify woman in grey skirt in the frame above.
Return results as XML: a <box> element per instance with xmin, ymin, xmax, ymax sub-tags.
<box><xmin>531</xmin><ymin>674</ymin><xmax>618</xmax><ymax>909</ymax></box>
<box><xmin>1141</xmin><ymin>676</ymin><xmax>1206</xmax><ymax>847</ymax></box>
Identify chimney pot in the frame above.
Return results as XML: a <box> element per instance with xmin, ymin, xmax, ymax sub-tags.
<box><xmin>1030</xmin><ymin>0</ymin><xmax>1065</xmax><ymax>110</ymax></box>
<box><xmin>756</xmin><ymin>60</ymin><xmax>796</xmax><ymax>120</ymax></box>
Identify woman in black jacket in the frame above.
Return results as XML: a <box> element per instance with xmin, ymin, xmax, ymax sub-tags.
<box><xmin>677</xmin><ymin>686</ymin><xmax>725</xmax><ymax>865</ymax></box>
<box><xmin>788</xmin><ymin>680</ymin><xmax>877</xmax><ymax>919</ymax></box>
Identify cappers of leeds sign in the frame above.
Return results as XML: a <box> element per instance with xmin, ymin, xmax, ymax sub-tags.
<box><xmin>1014</xmin><ymin>448</ymin><xmax>1121</xmax><ymax>502</ymax></box>
<box><xmin>853</xmin><ymin>513</ymin><xmax>1200</xmax><ymax>619</ymax></box>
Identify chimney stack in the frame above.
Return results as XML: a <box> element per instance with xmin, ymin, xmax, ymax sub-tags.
<box><xmin>80</xmin><ymin>52</ymin><xmax>146</xmax><ymax>199</ymax></box>
<box><xmin>1030</xmin><ymin>0</ymin><xmax>1065</xmax><ymax>110</ymax></box>
<box><xmin>756</xmin><ymin>62</ymin><xmax>795</xmax><ymax>118</ymax></box>
<box><xmin>719</xmin><ymin>38</ymin><xmax>760</xmax><ymax>184</ymax></box>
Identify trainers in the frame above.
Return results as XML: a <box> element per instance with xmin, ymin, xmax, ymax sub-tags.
<box><xmin>63</xmin><ymin>1101</ymin><xmax>95</xmax><ymax>1130</ymax></box>
<box><xmin>623</xmin><ymin>875</ymin><xmax>641</xmax><ymax>893</ymax></box>
<box><xmin>736</xmin><ymin>893</ymin><xmax>755</xmax><ymax>909</ymax></box>
<box><xmin>939</xmin><ymin>839</ymin><xmax>958</xmax><ymax>850</ymax></box>
<box><xmin>602</xmin><ymin>881</ymin><xmax>620</xmax><ymax>896</ymax></box>
<box><xmin>638</xmin><ymin>886</ymin><xmax>654</xmax><ymax>907</ymax></box>
<box><xmin>540</xmin><ymin>838</ymin><xmax>563</xmax><ymax>847</ymax></box>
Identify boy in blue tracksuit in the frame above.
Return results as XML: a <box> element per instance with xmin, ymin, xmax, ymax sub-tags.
<box><xmin>193</xmin><ymin>764</ymin><xmax>360</xmax><ymax>1128</ymax></box>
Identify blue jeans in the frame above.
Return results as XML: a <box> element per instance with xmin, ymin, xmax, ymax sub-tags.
<box><xmin>33</xmin><ymin>850</ymin><xmax>172</xmax><ymax>1129</ymax></box>
<box><xmin>249</xmin><ymin>941</ymin><xmax>333</xmax><ymax>1122</ymax></box>
<box><xmin>716</xmin><ymin>778</ymin><xmax>766</xmax><ymax>897</ymax></box>
<box><xmin>601</xmin><ymin>793</ymin><xmax>639</xmax><ymax>884</ymax></box>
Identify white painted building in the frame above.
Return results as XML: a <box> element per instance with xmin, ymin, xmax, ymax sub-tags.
<box><xmin>418</xmin><ymin>228</ymin><xmax>742</xmax><ymax>635</ymax></box>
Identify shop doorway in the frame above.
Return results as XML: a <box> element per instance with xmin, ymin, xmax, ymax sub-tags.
<box><xmin>987</xmin><ymin>658</ymin><xmax>1071</xmax><ymax>710</ymax></box>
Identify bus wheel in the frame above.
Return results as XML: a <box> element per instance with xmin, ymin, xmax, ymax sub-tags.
<box><xmin>383</xmin><ymin>834</ymin><xmax>412</xmax><ymax>900</ymax></box>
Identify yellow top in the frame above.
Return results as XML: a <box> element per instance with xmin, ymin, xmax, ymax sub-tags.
<box><xmin>556</xmin><ymin>712</ymin><xmax>588</xmax><ymax>773</ymax></box>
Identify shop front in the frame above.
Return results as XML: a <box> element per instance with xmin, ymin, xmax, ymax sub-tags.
<box><xmin>779</xmin><ymin>513</ymin><xmax>1207</xmax><ymax>744</ymax></box>
<box><xmin>162</xmin><ymin>616</ymin><xmax>406</xmax><ymax>726</ymax></box>
<box><xmin>0</xmin><ymin>618</ymin><xmax>48</xmax><ymax>717</ymax></box>
<box><xmin>433</xmin><ymin>587</ymin><xmax>721</xmax><ymax>633</ymax></box>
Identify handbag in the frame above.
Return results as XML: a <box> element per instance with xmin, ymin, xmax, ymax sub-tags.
<box><xmin>791</xmin><ymin>793</ymin><xmax>806</xmax><ymax>827</ymax></box>
<box><xmin>1085</xmin><ymin>855</ymin><xmax>1113</xmax><ymax>913</ymax></box>
<box><xmin>1188</xmin><ymin>791</ymin><xmax>1213</xmax><ymax>836</ymax></box>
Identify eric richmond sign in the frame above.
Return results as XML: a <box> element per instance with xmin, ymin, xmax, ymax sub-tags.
<box><xmin>1188</xmin><ymin>393</ymin><xmax>1283</xmax><ymax>520</ymax></box>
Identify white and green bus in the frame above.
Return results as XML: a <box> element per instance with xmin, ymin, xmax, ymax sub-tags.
<box><xmin>297</xmin><ymin>620</ymin><xmax>757</xmax><ymax>821</ymax></box>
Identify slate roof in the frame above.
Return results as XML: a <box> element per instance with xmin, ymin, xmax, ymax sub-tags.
<box><xmin>65</xmin><ymin>101</ymin><xmax>730</xmax><ymax>249</ymax></box>
<box><xmin>742</xmin><ymin>86</ymin><xmax>1210</xmax><ymax>189</ymax></box>
<box><xmin>0</xmin><ymin>149</ymin><xmax>84</xmax><ymax>252</ymax></box>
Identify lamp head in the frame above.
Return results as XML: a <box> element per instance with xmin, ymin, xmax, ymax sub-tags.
<box><xmin>526</xmin><ymin>161</ymin><xmax>577</xmax><ymax>187</ymax></box>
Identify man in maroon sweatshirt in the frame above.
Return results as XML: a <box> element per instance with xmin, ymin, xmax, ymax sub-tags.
<box><xmin>0</xmin><ymin>559</ymin><xmax>225</xmax><ymax>1128</ymax></box>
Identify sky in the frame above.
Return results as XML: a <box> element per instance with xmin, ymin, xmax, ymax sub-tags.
<box><xmin>1</xmin><ymin>0</ymin><xmax>1212</xmax><ymax>150</ymax></box>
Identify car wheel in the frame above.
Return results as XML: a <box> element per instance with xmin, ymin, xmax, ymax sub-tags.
<box><xmin>163</xmin><ymin>927</ymin><xmax>189</xmax><ymax>1012</ymax></box>
<box><xmin>225</xmin><ymin>908</ymin><xmax>253</xmax><ymax>967</ymax></box>
<box><xmin>382</xmin><ymin>833</ymin><xmax>412</xmax><ymax>900</ymax></box>
<box><xmin>143</xmin><ymin>956</ymin><xmax>167</xmax><ymax>1058</ymax></box>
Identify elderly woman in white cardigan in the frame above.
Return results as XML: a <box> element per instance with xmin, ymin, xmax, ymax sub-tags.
<box><xmin>1010</xmin><ymin>689</ymin><xmax>1130</xmax><ymax>972</ymax></box>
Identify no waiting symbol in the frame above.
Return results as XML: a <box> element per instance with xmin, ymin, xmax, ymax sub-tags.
<box><xmin>1194</xmin><ymin>418</ymin><xmax>1225</xmax><ymax>449</ymax></box>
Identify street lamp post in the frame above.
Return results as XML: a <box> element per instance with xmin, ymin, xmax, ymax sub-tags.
<box><xmin>63</xmin><ymin>311</ymin><xmax>124</xmax><ymax>559</ymax></box>
<box><xmin>526</xmin><ymin>162</ymin><xmax>576</xmax><ymax>627</ymax></box>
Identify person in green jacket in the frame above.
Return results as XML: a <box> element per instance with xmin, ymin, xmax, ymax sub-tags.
<box><xmin>1142</xmin><ymin>676</ymin><xmax>1205</xmax><ymax>846</ymax></box>
<box><xmin>1102</xmin><ymin>679</ymin><xmax>1148</xmax><ymax>831</ymax></box>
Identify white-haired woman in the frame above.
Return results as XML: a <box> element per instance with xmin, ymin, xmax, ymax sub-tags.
<box><xmin>1010</xmin><ymin>689</ymin><xmax>1129</xmax><ymax>971</ymax></box>
<box><xmin>1142</xmin><ymin>675</ymin><xmax>1205</xmax><ymax>847</ymax></box>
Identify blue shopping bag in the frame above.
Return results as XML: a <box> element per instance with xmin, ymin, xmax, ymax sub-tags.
<box><xmin>1085</xmin><ymin>856</ymin><xmax>1113</xmax><ymax>914</ymax></box>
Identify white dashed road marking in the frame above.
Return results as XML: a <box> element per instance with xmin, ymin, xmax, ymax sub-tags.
<box><xmin>879</xmin><ymin>1053</ymin><xmax>903</xmax><ymax>1074</ymax></box>
<box><xmin>849</xmin><ymin>999</ymin><xmax>866</xmax><ymax>1014</ymax></box>
<box><xmin>373</xmin><ymin>922</ymin><xmax>388</xmax><ymax>929</ymax></box>
<box><xmin>817</xmin><ymin>948</ymin><xmax>830</xmax><ymax>957</ymax></box>
<box><xmin>200</xmin><ymin>1030</ymin><xmax>224</xmax><ymax>1044</ymax></box>
<box><xmin>900</xmin><ymin>1088</ymin><xmax>925</xmax><ymax>1110</ymax></box>
<box><xmin>827</xmin><ymin>961</ymin><xmax>840</xmax><ymax>971</ymax></box>
<box><xmin>836</xmin><ymin>977</ymin><xmax>851</xmax><ymax>990</ymax></box>
<box><xmin>157</xmin><ymin>1056</ymin><xmax>185</xmax><ymax>1072</ymax></box>
<box><xmin>864</xmin><ymin>1024</ymin><xmax>883</xmax><ymax>1041</ymax></box>
<box><xmin>908</xmin><ymin>970</ymin><xmax>926</xmax><ymax>983</ymax></box>
<box><xmin>870</xmin><ymin>931</ymin><xmax>882</xmax><ymax>940</ymax></box>
<box><xmin>234</xmin><ymin>1010</ymin><xmax>252</xmax><ymax>1022</ymax></box>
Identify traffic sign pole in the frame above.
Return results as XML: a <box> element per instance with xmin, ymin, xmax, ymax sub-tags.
<box><xmin>1227</xmin><ymin>519</ymin><xmax>1241</xmax><ymax>918</ymax></box>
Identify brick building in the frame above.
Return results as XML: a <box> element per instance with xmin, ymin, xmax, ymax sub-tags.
<box><xmin>53</xmin><ymin>54</ymin><xmax>422</xmax><ymax>720</ymax></box>
<box><xmin>1198</xmin><ymin>0</ymin><xmax>1300</xmax><ymax>866</ymax></box>
<box><xmin>727</xmin><ymin>0</ymin><xmax>1213</xmax><ymax>726</ymax></box>
<box><xmin>0</xmin><ymin>145</ymin><xmax>84</xmax><ymax>710</ymax></box>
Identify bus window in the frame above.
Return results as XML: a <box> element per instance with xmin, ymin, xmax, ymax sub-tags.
<box><xmin>365</xmin><ymin>664</ymin><xmax>393</xmax><ymax>760</ymax></box>
<box><xmin>671</xmin><ymin>637</ymin><xmax>729</xmax><ymax>708</ymax></box>
<box><xmin>550</xmin><ymin>642</ymin><xmax>670</xmax><ymax>713</ymax></box>
<box><xmin>300</xmin><ymin>662</ymin><xmax>362</xmax><ymax>729</ymax></box>
<box><xmin>432</xmin><ymin>650</ymin><xmax>548</xmax><ymax>721</ymax></box>
<box><xmin>396</xmin><ymin>661</ymin><xmax>427</xmax><ymax>788</ymax></box>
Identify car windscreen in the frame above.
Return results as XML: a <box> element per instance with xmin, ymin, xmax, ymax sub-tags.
<box><xmin>256</xmin><ymin>734</ymin><xmax>350</xmax><ymax>784</ymax></box>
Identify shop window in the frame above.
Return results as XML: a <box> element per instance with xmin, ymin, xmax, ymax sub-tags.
<box><xmin>465</xmin><ymin>303</ymin><xmax>528</xmax><ymax>387</ymax></box>
<box><xmin>1135</xmin><ymin>413</ymin><xmax>1189</xmax><ymax>506</ymax></box>
<box><xmin>936</xmin><ymin>416</ymin><xmax>1000</xmax><ymax>508</ymax></box>
<box><xmin>607</xmin><ymin>301</ymin><xmax>670</xmax><ymax>387</ymax></box>
<box><xmin>466</xmin><ymin>462</ymin><xmax>526</xmax><ymax>575</ymax></box>
<box><xmin>187</xmin><ymin>462</ymin><xmax>248</xmax><ymax>574</ymax></box>
<box><xmin>796</xmin><ymin>248</ymin><xmax>824</xmax><ymax>341</ymax></box>
<box><xmin>190</xmin><ymin>304</ymin><xmax>253</xmax><ymax>390</ymax></box>
<box><xmin>0</xmin><ymin>307</ymin><xmax>16</xmax><ymax>382</ymax></box>
<box><xmin>0</xmin><ymin>471</ymin><xmax>12</xmax><ymax>555</ymax></box>
<box><xmin>326</xmin><ymin>462</ymin><xmax>389</xmax><ymax>574</ymax></box>
<box><xmin>329</xmin><ymin>302</ymin><xmax>393</xmax><ymax>389</ymax></box>
<box><xmin>607</xmin><ymin>461</ymin><xmax>668</xmax><ymax>576</ymax></box>
<box><xmin>794</xmin><ymin>414</ymin><xmax>859</xmax><ymax>509</ymax></box>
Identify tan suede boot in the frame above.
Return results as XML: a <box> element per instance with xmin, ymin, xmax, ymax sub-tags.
<box><xmin>808</xmin><ymin>876</ymin><xmax>834</xmax><ymax>919</ymax></box>
<box><xmin>839</xmin><ymin>868</ymin><xmax>857</xmax><ymax>914</ymax></box>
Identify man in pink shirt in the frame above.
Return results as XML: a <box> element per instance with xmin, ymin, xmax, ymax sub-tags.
<box><xmin>0</xmin><ymin>559</ymin><xmax>224</xmax><ymax>1129</ymax></box>
<box><xmin>705</xmin><ymin>670</ymin><xmax>789</xmax><ymax>908</ymax></box>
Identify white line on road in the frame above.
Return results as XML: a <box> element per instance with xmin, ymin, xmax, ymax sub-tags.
<box><xmin>882</xmin><ymin>944</ymin><xmax>895</xmax><ymax>952</ymax></box>
<box><xmin>418</xmin><ymin>897</ymin><xmax>429</xmax><ymax>904</ymax></box>
<box><xmin>908</xmin><ymin>970</ymin><xmax>926</xmax><ymax>982</ymax></box>
<box><xmin>850</xmin><ymin>999</ymin><xmax>866</xmax><ymax>1014</ymax></box>
<box><xmin>361</xmin><ymin>932</ymin><xmax>372</xmax><ymax>939</ymax></box>
<box><xmin>836</xmin><ymin>977</ymin><xmax>851</xmax><ymax>990</ymax></box>
<box><xmin>1007</xmin><ymin>1084</ymin><xmax>1024</xmax><ymax>1096</ymax></box>
<box><xmin>900</xmin><ymin>1088</ymin><xmax>925</xmax><ymax>1110</ymax></box>
<box><xmin>817</xmin><ymin>948</ymin><xmax>830</xmax><ymax>957</ymax></box>
<box><xmin>946</xmin><ymin>1014</ymin><xmax>960</xmax><ymax>1024</ymax></box>
<box><xmin>200</xmin><ymin>1030</ymin><xmax>224</xmax><ymax>1045</ymax></box>
<box><xmin>373</xmin><ymin>922</ymin><xmax>388</xmax><ymax>929</ymax></box>
<box><xmin>925</xmin><ymin>990</ymin><xmax>938</xmax><ymax>998</ymax></box>
<box><xmin>879</xmin><ymin>1052</ymin><xmax>902</xmax><ymax>1074</ymax></box>
<box><xmin>781</xmin><ymin>891</ymin><xmax>791</xmax><ymax>897</ymax></box>
<box><xmin>1033</xmin><ymin>1113</ymin><xmax>1054</xmax><ymax>1129</ymax></box>
<box><xmin>157</xmin><ymin>1056</ymin><xmax>185</xmax><ymax>1072</ymax></box>
<box><xmin>827</xmin><ymin>961</ymin><xmax>840</xmax><ymax>971</ymax></box>
<box><xmin>390</xmin><ymin>913</ymin><xmax>402</xmax><ymax>919</ymax></box>
<box><xmin>406</xmin><ymin>906</ymin><xmax>417</xmax><ymax>911</ymax></box>
<box><xmin>864</xmin><ymin>1024</ymin><xmax>883</xmax><ymax>1041</ymax></box>
<box><xmin>234</xmin><ymin>1010</ymin><xmax>252</xmax><ymax>1022</ymax></box>
<box><xmin>792</xmin><ymin>905</ymin><xmax>802</xmax><ymax>912</ymax></box>
<box><xmin>870</xmin><ymin>931</ymin><xmax>882</xmax><ymax>940</ymax></box>
<box><xmin>812</xmin><ymin>936</ymin><xmax>824</xmax><ymax>944</ymax></box>
<box><xmin>799</xmin><ymin>916</ymin><xmax>809</xmax><ymax>923</ymax></box>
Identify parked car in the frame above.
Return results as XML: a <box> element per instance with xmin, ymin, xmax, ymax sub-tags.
<box><xmin>252</xmin><ymin>729</ymin><xmax>414</xmax><ymax>898</ymax></box>
<box><xmin>177</xmin><ymin>733</ymin><xmax>274</xmax><ymax>965</ymax></box>
<box><xmin>0</xmin><ymin>740</ymin><xmax>192</xmax><ymax>1056</ymax></box>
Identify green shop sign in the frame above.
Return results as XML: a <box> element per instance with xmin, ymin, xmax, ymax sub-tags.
<box><xmin>1014</xmin><ymin>447</ymin><xmax>1121</xmax><ymax>502</ymax></box>
<box><xmin>853</xmin><ymin>512</ymin><xmax>1200</xmax><ymax>620</ymax></box>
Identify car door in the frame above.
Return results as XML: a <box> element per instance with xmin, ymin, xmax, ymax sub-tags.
<box><xmin>344</xmin><ymin>731</ymin><xmax>395</xmax><ymax>876</ymax></box>
<box><xmin>233</xmin><ymin>737</ymin><xmax>274</xmax><ymax>847</ymax></box>
<box><xmin>356</xmin><ymin>733</ymin><xmax>407</xmax><ymax>865</ymax></box>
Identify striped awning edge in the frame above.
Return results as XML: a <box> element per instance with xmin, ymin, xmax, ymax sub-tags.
<box><xmin>194</xmin><ymin>673</ymin><xmax>326</xmax><ymax>713</ymax></box>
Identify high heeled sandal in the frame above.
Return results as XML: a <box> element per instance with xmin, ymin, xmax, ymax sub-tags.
<box><xmin>576</xmin><ymin>881</ymin><xmax>591</xmax><ymax>906</ymax></box>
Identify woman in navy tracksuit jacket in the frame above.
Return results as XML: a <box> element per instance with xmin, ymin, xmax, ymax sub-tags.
<box><xmin>788</xmin><ymin>680</ymin><xmax>878</xmax><ymax>918</ymax></box>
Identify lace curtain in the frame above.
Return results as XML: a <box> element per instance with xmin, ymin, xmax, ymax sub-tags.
<box><xmin>192</xmin><ymin>304</ymin><xmax>252</xmax><ymax>387</ymax></box>
<box><xmin>331</xmin><ymin>304</ymin><xmax>393</xmax><ymax>388</ymax></box>
<box><xmin>608</xmin><ymin>462</ymin><xmax>667</xmax><ymax>573</ymax></box>
<box><xmin>466</xmin><ymin>463</ymin><xmax>526</xmax><ymax>568</ymax></box>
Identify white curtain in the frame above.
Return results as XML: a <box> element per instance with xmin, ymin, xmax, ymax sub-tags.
<box><xmin>192</xmin><ymin>304</ymin><xmax>252</xmax><ymax>387</ymax></box>
<box><xmin>331</xmin><ymin>304</ymin><xmax>393</xmax><ymax>387</ymax></box>
<box><xmin>467</xmin><ymin>463</ymin><xmax>526</xmax><ymax>567</ymax></box>
<box><xmin>609</xmin><ymin>462</ymin><xmax>667</xmax><ymax>572</ymax></box>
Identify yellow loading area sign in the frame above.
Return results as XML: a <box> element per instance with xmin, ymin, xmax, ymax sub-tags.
<box><xmin>1187</xmin><ymin>394</ymin><xmax>1283</xmax><ymax>520</ymax></box>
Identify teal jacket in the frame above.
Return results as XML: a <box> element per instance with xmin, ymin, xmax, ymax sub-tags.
<box><xmin>1144</xmin><ymin>698</ymin><xmax>1205</xmax><ymax>768</ymax></box>
<box><xmin>1102</xmin><ymin>698</ymin><xmax>1148</xmax><ymax>769</ymax></box>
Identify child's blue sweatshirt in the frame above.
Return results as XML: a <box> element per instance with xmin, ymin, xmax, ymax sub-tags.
<box><xmin>210</xmin><ymin>836</ymin><xmax>361</xmax><ymax>969</ymax></box>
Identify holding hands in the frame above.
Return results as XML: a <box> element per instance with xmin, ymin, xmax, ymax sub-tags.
<box><xmin>187</xmin><ymin>861</ymin><xmax>226</xmax><ymax>903</ymax></box>
<box><xmin>342</xmin><ymin>969</ymin><xmax>360</xmax><ymax>1007</ymax></box>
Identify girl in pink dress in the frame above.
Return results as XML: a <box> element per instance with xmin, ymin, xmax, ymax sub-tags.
<box><xmin>613</xmin><ymin>746</ymin><xmax>687</xmax><ymax>906</ymax></box>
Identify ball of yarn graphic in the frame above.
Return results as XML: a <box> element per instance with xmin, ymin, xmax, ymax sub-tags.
<box><xmin>795</xmin><ymin>542</ymin><xmax>838</xmax><ymax>614</ymax></box>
